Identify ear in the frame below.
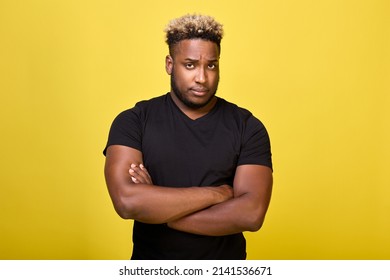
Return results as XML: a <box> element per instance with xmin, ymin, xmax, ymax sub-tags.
<box><xmin>165</xmin><ymin>55</ymin><xmax>173</xmax><ymax>75</ymax></box>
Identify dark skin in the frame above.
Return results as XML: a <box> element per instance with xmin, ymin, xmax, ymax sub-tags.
<box><xmin>104</xmin><ymin>146</ymin><xmax>233</xmax><ymax>223</ymax></box>
<box><xmin>104</xmin><ymin>39</ymin><xmax>273</xmax><ymax>236</ymax></box>
<box><xmin>166</xmin><ymin>39</ymin><xmax>220</xmax><ymax>120</ymax></box>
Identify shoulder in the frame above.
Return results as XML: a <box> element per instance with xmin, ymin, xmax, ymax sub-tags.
<box><xmin>115</xmin><ymin>93</ymin><xmax>168</xmax><ymax>120</ymax></box>
<box><xmin>104</xmin><ymin>94</ymin><xmax>168</xmax><ymax>154</ymax></box>
<box><xmin>218</xmin><ymin>99</ymin><xmax>272</xmax><ymax>169</ymax></box>
<box><xmin>132</xmin><ymin>93</ymin><xmax>168</xmax><ymax>113</ymax></box>
<box><xmin>217</xmin><ymin>98</ymin><xmax>265</xmax><ymax>129</ymax></box>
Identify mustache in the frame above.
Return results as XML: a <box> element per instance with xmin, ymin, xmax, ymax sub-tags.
<box><xmin>190</xmin><ymin>86</ymin><xmax>209</xmax><ymax>92</ymax></box>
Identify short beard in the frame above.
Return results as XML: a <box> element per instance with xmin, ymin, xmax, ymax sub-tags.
<box><xmin>170</xmin><ymin>71</ymin><xmax>218</xmax><ymax>109</ymax></box>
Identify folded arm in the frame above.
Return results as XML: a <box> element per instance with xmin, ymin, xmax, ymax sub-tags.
<box><xmin>104</xmin><ymin>145</ymin><xmax>233</xmax><ymax>224</ymax></box>
<box><xmin>131</xmin><ymin>163</ymin><xmax>273</xmax><ymax>236</ymax></box>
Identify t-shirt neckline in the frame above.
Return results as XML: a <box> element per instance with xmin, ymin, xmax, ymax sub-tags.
<box><xmin>166</xmin><ymin>92</ymin><xmax>221</xmax><ymax>123</ymax></box>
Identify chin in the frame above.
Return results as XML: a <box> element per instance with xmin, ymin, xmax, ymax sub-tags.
<box><xmin>186</xmin><ymin>95</ymin><xmax>216</xmax><ymax>109</ymax></box>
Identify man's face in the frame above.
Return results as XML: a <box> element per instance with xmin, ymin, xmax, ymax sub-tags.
<box><xmin>166</xmin><ymin>39</ymin><xmax>220</xmax><ymax>110</ymax></box>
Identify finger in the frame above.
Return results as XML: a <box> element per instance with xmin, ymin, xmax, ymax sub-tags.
<box><xmin>131</xmin><ymin>176</ymin><xmax>139</xmax><ymax>183</ymax></box>
<box><xmin>139</xmin><ymin>164</ymin><xmax>148</xmax><ymax>173</ymax></box>
<box><xmin>130</xmin><ymin>164</ymin><xmax>152</xmax><ymax>184</ymax></box>
<box><xmin>139</xmin><ymin>164</ymin><xmax>153</xmax><ymax>184</ymax></box>
<box><xmin>129</xmin><ymin>169</ymin><xmax>142</xmax><ymax>184</ymax></box>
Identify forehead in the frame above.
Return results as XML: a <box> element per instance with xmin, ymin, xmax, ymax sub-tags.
<box><xmin>172</xmin><ymin>39</ymin><xmax>220</xmax><ymax>60</ymax></box>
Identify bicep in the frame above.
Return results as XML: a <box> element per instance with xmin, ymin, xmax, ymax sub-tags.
<box><xmin>233</xmin><ymin>164</ymin><xmax>273</xmax><ymax>211</ymax></box>
<box><xmin>104</xmin><ymin>145</ymin><xmax>143</xmax><ymax>200</ymax></box>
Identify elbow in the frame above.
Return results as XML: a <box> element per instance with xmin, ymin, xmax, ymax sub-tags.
<box><xmin>115</xmin><ymin>207</ymin><xmax>132</xmax><ymax>220</ymax></box>
<box><xmin>247</xmin><ymin>218</ymin><xmax>264</xmax><ymax>232</ymax></box>
<box><xmin>242</xmin><ymin>212</ymin><xmax>265</xmax><ymax>232</ymax></box>
<box><xmin>113</xmin><ymin>196</ymin><xmax>139</xmax><ymax>220</ymax></box>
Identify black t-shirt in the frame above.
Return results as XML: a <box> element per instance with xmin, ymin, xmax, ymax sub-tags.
<box><xmin>104</xmin><ymin>93</ymin><xmax>272</xmax><ymax>259</ymax></box>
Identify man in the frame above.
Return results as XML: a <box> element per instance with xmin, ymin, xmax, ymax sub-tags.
<box><xmin>103</xmin><ymin>14</ymin><xmax>273</xmax><ymax>260</ymax></box>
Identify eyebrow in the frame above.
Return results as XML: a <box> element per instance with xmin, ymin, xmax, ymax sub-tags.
<box><xmin>184</xmin><ymin>58</ymin><xmax>219</xmax><ymax>62</ymax></box>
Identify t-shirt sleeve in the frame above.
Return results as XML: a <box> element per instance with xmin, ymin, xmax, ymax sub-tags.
<box><xmin>237</xmin><ymin>115</ymin><xmax>273</xmax><ymax>170</ymax></box>
<box><xmin>103</xmin><ymin>107</ymin><xmax>142</xmax><ymax>156</ymax></box>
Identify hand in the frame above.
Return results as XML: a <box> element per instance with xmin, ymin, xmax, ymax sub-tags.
<box><xmin>208</xmin><ymin>184</ymin><xmax>234</xmax><ymax>204</ymax></box>
<box><xmin>167</xmin><ymin>184</ymin><xmax>234</xmax><ymax>231</ymax></box>
<box><xmin>129</xmin><ymin>163</ymin><xmax>153</xmax><ymax>185</ymax></box>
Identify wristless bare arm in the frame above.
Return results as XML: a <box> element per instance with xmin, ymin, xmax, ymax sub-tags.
<box><xmin>104</xmin><ymin>145</ymin><xmax>233</xmax><ymax>224</ymax></box>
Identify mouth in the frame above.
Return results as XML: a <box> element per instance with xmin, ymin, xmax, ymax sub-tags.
<box><xmin>190</xmin><ymin>87</ymin><xmax>209</xmax><ymax>96</ymax></box>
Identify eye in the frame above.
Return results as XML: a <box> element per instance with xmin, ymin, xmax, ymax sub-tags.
<box><xmin>208</xmin><ymin>64</ymin><xmax>217</xmax><ymax>70</ymax></box>
<box><xmin>185</xmin><ymin>63</ymin><xmax>195</xmax><ymax>69</ymax></box>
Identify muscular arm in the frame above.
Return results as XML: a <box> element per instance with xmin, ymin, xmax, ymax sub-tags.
<box><xmin>104</xmin><ymin>145</ymin><xmax>233</xmax><ymax>224</ymax></box>
<box><xmin>167</xmin><ymin>165</ymin><xmax>273</xmax><ymax>236</ymax></box>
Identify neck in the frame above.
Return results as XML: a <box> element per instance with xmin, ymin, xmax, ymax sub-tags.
<box><xmin>169</xmin><ymin>91</ymin><xmax>217</xmax><ymax>120</ymax></box>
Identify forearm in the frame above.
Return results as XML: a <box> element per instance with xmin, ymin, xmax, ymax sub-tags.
<box><xmin>167</xmin><ymin>192</ymin><xmax>268</xmax><ymax>236</ymax></box>
<box><xmin>124</xmin><ymin>164</ymin><xmax>273</xmax><ymax>236</ymax></box>
<box><xmin>104</xmin><ymin>145</ymin><xmax>233</xmax><ymax>224</ymax></box>
<box><xmin>110</xmin><ymin>183</ymin><xmax>231</xmax><ymax>224</ymax></box>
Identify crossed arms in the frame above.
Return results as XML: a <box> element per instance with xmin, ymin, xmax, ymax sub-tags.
<box><xmin>104</xmin><ymin>145</ymin><xmax>273</xmax><ymax>236</ymax></box>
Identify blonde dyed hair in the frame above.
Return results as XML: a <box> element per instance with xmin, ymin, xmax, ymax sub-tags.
<box><xmin>164</xmin><ymin>14</ymin><xmax>224</xmax><ymax>52</ymax></box>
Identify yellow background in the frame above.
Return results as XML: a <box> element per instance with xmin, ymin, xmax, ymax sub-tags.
<box><xmin>1</xmin><ymin>0</ymin><xmax>389</xmax><ymax>259</ymax></box>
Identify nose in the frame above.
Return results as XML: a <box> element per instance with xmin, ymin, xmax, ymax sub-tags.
<box><xmin>195</xmin><ymin>67</ymin><xmax>206</xmax><ymax>84</ymax></box>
